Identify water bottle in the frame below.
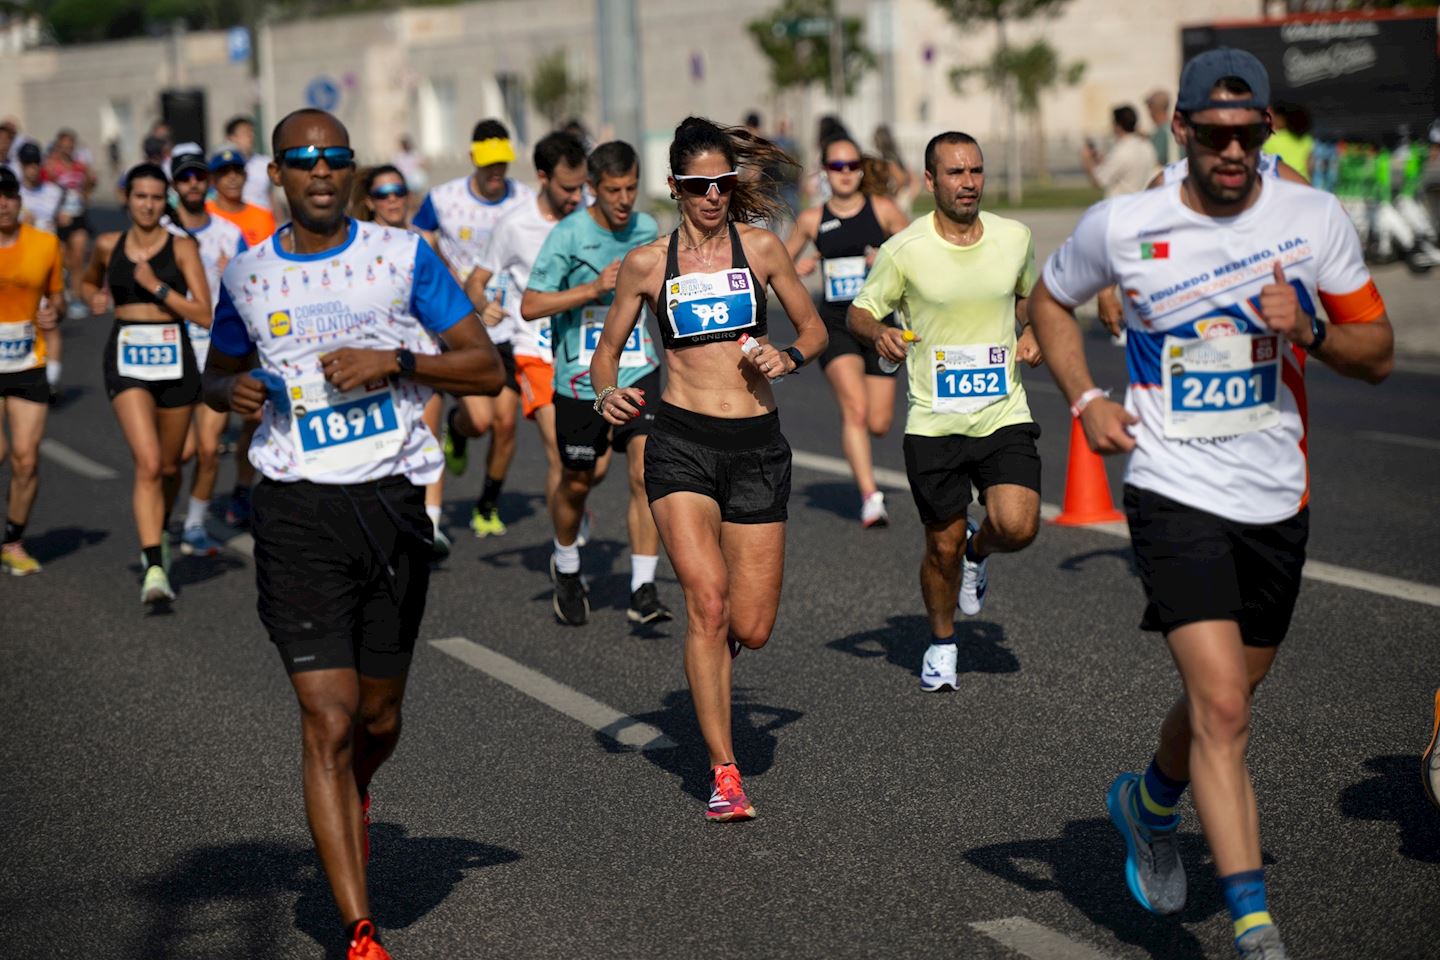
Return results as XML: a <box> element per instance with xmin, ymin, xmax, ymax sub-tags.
<box><xmin>878</xmin><ymin>329</ymin><xmax>916</xmax><ymax>374</ymax></box>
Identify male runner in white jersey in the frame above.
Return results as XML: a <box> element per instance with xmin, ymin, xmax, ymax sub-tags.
<box><xmin>203</xmin><ymin>108</ymin><xmax>504</xmax><ymax>960</ymax></box>
<box><xmin>849</xmin><ymin>132</ymin><xmax>1044</xmax><ymax>693</ymax></box>
<box><xmin>168</xmin><ymin>145</ymin><xmax>246</xmax><ymax>557</ymax></box>
<box><xmin>469</xmin><ymin>131</ymin><xmax>588</xmax><ymax>527</ymax></box>
<box><xmin>17</xmin><ymin>143</ymin><xmax>61</xmax><ymax>235</ymax></box>
<box><xmin>414</xmin><ymin>119</ymin><xmax>535</xmax><ymax>537</ymax></box>
<box><xmin>1028</xmin><ymin>49</ymin><xmax>1393</xmax><ymax>960</ymax></box>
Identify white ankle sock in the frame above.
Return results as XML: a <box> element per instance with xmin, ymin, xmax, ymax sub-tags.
<box><xmin>45</xmin><ymin>361</ymin><xmax>61</xmax><ymax>389</ymax></box>
<box><xmin>184</xmin><ymin>497</ymin><xmax>208</xmax><ymax>531</ymax></box>
<box><xmin>553</xmin><ymin>538</ymin><xmax>580</xmax><ymax>574</ymax></box>
<box><xmin>630</xmin><ymin>554</ymin><xmax>658</xmax><ymax>592</ymax></box>
<box><xmin>426</xmin><ymin>505</ymin><xmax>442</xmax><ymax>525</ymax></box>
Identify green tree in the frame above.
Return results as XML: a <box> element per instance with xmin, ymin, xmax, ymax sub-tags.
<box><xmin>951</xmin><ymin>39</ymin><xmax>1084</xmax><ymax>183</ymax></box>
<box><xmin>530</xmin><ymin>49</ymin><xmax>589</xmax><ymax>129</ymax></box>
<box><xmin>747</xmin><ymin>0</ymin><xmax>875</xmax><ymax>97</ymax></box>
<box><xmin>932</xmin><ymin>0</ymin><xmax>1074</xmax><ymax>203</ymax></box>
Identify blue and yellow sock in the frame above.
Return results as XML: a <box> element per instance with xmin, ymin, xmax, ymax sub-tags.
<box><xmin>1220</xmin><ymin>868</ymin><xmax>1272</xmax><ymax>944</ymax></box>
<box><xmin>1134</xmin><ymin>757</ymin><xmax>1188</xmax><ymax>829</ymax></box>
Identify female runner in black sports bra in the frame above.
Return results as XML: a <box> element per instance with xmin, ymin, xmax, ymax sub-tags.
<box><xmin>785</xmin><ymin>134</ymin><xmax>909</xmax><ymax>528</ymax></box>
<box><xmin>80</xmin><ymin>163</ymin><xmax>210</xmax><ymax>606</ymax></box>
<box><xmin>590</xmin><ymin>117</ymin><xmax>827</xmax><ymax>822</ymax></box>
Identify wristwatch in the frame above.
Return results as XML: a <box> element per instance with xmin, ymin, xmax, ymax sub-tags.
<box><xmin>152</xmin><ymin>282</ymin><xmax>171</xmax><ymax>302</ymax></box>
<box><xmin>394</xmin><ymin>348</ymin><xmax>417</xmax><ymax>376</ymax></box>
<box><xmin>783</xmin><ymin>346</ymin><xmax>805</xmax><ymax>372</ymax></box>
<box><xmin>1306</xmin><ymin>314</ymin><xmax>1327</xmax><ymax>354</ymax></box>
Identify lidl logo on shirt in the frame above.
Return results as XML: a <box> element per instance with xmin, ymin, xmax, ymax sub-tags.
<box><xmin>269</xmin><ymin>311</ymin><xmax>291</xmax><ymax>336</ymax></box>
<box><xmin>1141</xmin><ymin>242</ymin><xmax>1169</xmax><ymax>260</ymax></box>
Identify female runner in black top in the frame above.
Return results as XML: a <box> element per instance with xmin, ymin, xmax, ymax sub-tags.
<box><xmin>785</xmin><ymin>135</ymin><xmax>908</xmax><ymax>527</ymax></box>
<box><xmin>590</xmin><ymin>117</ymin><xmax>827</xmax><ymax>822</ymax></box>
<box><xmin>81</xmin><ymin>163</ymin><xmax>210</xmax><ymax>605</ymax></box>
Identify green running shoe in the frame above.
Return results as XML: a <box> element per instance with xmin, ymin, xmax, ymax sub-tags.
<box><xmin>470</xmin><ymin>506</ymin><xmax>507</xmax><ymax>538</ymax></box>
<box><xmin>141</xmin><ymin>565</ymin><xmax>175</xmax><ymax>605</ymax></box>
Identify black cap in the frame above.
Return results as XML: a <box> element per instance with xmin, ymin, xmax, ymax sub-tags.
<box><xmin>17</xmin><ymin>142</ymin><xmax>40</xmax><ymax>165</ymax></box>
<box><xmin>1177</xmin><ymin>48</ymin><xmax>1270</xmax><ymax>113</ymax></box>
<box><xmin>170</xmin><ymin>142</ymin><xmax>208</xmax><ymax>179</ymax></box>
<box><xmin>0</xmin><ymin>166</ymin><xmax>19</xmax><ymax>193</ymax></box>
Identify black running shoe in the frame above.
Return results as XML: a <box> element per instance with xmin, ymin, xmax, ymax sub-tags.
<box><xmin>627</xmin><ymin>582</ymin><xmax>673</xmax><ymax>624</ymax></box>
<box><xmin>550</xmin><ymin>555</ymin><xmax>589</xmax><ymax>626</ymax></box>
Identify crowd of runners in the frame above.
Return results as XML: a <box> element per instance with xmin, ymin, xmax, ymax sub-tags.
<box><xmin>0</xmin><ymin>47</ymin><xmax>1431</xmax><ymax>960</ymax></box>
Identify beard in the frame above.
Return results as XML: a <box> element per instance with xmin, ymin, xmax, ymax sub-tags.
<box><xmin>292</xmin><ymin>200</ymin><xmax>347</xmax><ymax>235</ymax></box>
<box><xmin>935</xmin><ymin>192</ymin><xmax>980</xmax><ymax>225</ymax></box>
<box><xmin>1193</xmin><ymin>158</ymin><xmax>1258</xmax><ymax>206</ymax></box>
<box><xmin>180</xmin><ymin>195</ymin><xmax>206</xmax><ymax>215</ymax></box>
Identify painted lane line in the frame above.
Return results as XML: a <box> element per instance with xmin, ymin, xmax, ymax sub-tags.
<box><xmin>1355</xmin><ymin>430</ymin><xmax>1440</xmax><ymax>452</ymax></box>
<box><xmin>790</xmin><ymin>446</ymin><xmax>1440</xmax><ymax>609</ymax></box>
<box><xmin>430</xmin><ymin>637</ymin><xmax>677</xmax><ymax>751</ymax></box>
<box><xmin>38</xmin><ymin>439</ymin><xmax>118</xmax><ymax>480</ymax></box>
<box><xmin>970</xmin><ymin>917</ymin><xmax>1117</xmax><ymax>960</ymax></box>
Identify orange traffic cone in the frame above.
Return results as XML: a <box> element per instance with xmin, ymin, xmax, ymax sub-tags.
<box><xmin>1051</xmin><ymin>416</ymin><xmax>1125</xmax><ymax>526</ymax></box>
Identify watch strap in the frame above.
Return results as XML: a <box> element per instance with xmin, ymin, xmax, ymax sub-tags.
<box><xmin>783</xmin><ymin>346</ymin><xmax>805</xmax><ymax>371</ymax></box>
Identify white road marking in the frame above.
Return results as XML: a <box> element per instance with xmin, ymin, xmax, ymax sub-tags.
<box><xmin>970</xmin><ymin>917</ymin><xmax>1117</xmax><ymax>960</ymax></box>
<box><xmin>38</xmin><ymin>439</ymin><xmax>118</xmax><ymax>480</ymax></box>
<box><xmin>1355</xmin><ymin>430</ymin><xmax>1440</xmax><ymax>452</ymax></box>
<box><xmin>430</xmin><ymin>637</ymin><xmax>677</xmax><ymax>751</ymax></box>
<box><xmin>790</xmin><ymin>446</ymin><xmax>1440</xmax><ymax>609</ymax></box>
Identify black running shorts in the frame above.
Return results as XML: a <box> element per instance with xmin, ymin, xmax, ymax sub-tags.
<box><xmin>818</xmin><ymin>315</ymin><xmax>898</xmax><ymax>378</ymax></box>
<box><xmin>103</xmin><ymin>321</ymin><xmax>201</xmax><ymax>408</ymax></box>
<box><xmin>495</xmin><ymin>340</ymin><xmax>520</xmax><ymax>393</ymax></box>
<box><xmin>251</xmin><ymin>476</ymin><xmax>433</xmax><ymax>677</ymax></box>
<box><xmin>555</xmin><ymin>369</ymin><xmax>660</xmax><ymax>472</ymax></box>
<box><xmin>1124</xmin><ymin>485</ymin><xmax>1308</xmax><ymax>647</ymax></box>
<box><xmin>644</xmin><ymin>401</ymin><xmax>791</xmax><ymax>524</ymax></box>
<box><xmin>902</xmin><ymin>423</ymin><xmax>1042</xmax><ymax>527</ymax></box>
<box><xmin>0</xmin><ymin>367</ymin><xmax>48</xmax><ymax>404</ymax></box>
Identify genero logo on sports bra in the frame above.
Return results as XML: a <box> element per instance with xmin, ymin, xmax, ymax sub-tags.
<box><xmin>269</xmin><ymin>311</ymin><xmax>291</xmax><ymax>337</ymax></box>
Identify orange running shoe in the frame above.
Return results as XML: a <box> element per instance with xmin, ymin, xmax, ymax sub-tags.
<box><xmin>705</xmin><ymin>763</ymin><xmax>757</xmax><ymax>822</ymax></box>
<box><xmin>1423</xmin><ymin>689</ymin><xmax>1440</xmax><ymax>810</ymax></box>
<box><xmin>361</xmin><ymin>792</ymin><xmax>372</xmax><ymax>862</ymax></box>
<box><xmin>347</xmin><ymin>920</ymin><xmax>391</xmax><ymax>960</ymax></box>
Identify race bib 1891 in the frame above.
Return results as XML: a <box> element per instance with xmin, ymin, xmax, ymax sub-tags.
<box><xmin>822</xmin><ymin>256</ymin><xmax>868</xmax><ymax>303</ymax></box>
<box><xmin>664</xmin><ymin>269</ymin><xmax>757</xmax><ymax>340</ymax></box>
<box><xmin>289</xmin><ymin>374</ymin><xmax>402</xmax><ymax>477</ymax></box>
<box><xmin>1162</xmin><ymin>333</ymin><xmax>1281</xmax><ymax>439</ymax></box>
<box><xmin>0</xmin><ymin>322</ymin><xmax>38</xmax><ymax>374</ymax></box>
<box><xmin>931</xmin><ymin>344</ymin><xmax>1011</xmax><ymax>414</ymax></box>
<box><xmin>116</xmin><ymin>324</ymin><xmax>183</xmax><ymax>381</ymax></box>
<box><xmin>578</xmin><ymin>305</ymin><xmax>649</xmax><ymax>368</ymax></box>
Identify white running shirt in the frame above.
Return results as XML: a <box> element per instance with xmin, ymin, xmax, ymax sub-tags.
<box><xmin>20</xmin><ymin>182</ymin><xmax>63</xmax><ymax>234</ymax></box>
<box><xmin>1042</xmin><ymin>179</ymin><xmax>1385</xmax><ymax>524</ymax></box>
<box><xmin>477</xmin><ymin>199</ymin><xmax>559</xmax><ymax>362</ymax></box>
<box><xmin>179</xmin><ymin>216</ymin><xmax>246</xmax><ymax>367</ymax></box>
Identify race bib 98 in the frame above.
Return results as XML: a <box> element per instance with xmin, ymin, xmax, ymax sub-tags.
<box><xmin>664</xmin><ymin>269</ymin><xmax>757</xmax><ymax>340</ymax></box>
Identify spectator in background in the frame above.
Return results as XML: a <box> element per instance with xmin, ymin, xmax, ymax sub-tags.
<box><xmin>1145</xmin><ymin>89</ymin><xmax>1177</xmax><ymax>165</ymax></box>
<box><xmin>43</xmin><ymin>129</ymin><xmax>95</xmax><ymax>322</ymax></box>
<box><xmin>205</xmin><ymin>147</ymin><xmax>276</xmax><ymax>248</ymax></box>
<box><xmin>874</xmin><ymin>124</ymin><xmax>916</xmax><ymax>210</ymax></box>
<box><xmin>743</xmin><ymin>111</ymin><xmax>763</xmax><ymax>139</ymax></box>
<box><xmin>1082</xmin><ymin>105</ymin><xmax>1155</xmax><ymax>199</ymax></box>
<box><xmin>1266</xmin><ymin>101</ymin><xmax>1315</xmax><ymax>182</ymax></box>
<box><xmin>223</xmin><ymin>115</ymin><xmax>275</xmax><ymax>213</ymax></box>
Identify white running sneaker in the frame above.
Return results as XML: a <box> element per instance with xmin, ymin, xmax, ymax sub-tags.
<box><xmin>958</xmin><ymin>519</ymin><xmax>988</xmax><ymax>616</ymax></box>
<box><xmin>919</xmin><ymin>643</ymin><xmax>958</xmax><ymax>692</ymax></box>
<box><xmin>860</xmin><ymin>491</ymin><xmax>889</xmax><ymax>528</ymax></box>
<box><xmin>576</xmin><ymin>509</ymin><xmax>593</xmax><ymax>548</ymax></box>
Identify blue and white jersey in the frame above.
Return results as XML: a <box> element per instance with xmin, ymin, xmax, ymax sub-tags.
<box><xmin>413</xmin><ymin>174</ymin><xmax>534</xmax><ymax>343</ymax></box>
<box><xmin>178</xmin><ymin>215</ymin><xmax>246</xmax><ymax>368</ymax></box>
<box><xmin>210</xmin><ymin>219</ymin><xmax>473</xmax><ymax>486</ymax></box>
<box><xmin>1042</xmin><ymin>179</ymin><xmax>1383</xmax><ymax>525</ymax></box>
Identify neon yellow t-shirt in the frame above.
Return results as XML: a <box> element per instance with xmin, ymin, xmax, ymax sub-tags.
<box><xmin>852</xmin><ymin>211</ymin><xmax>1036</xmax><ymax>438</ymax></box>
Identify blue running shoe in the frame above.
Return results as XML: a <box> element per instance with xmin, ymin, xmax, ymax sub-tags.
<box><xmin>1106</xmin><ymin>771</ymin><xmax>1187</xmax><ymax>915</ymax></box>
<box><xmin>180</xmin><ymin>526</ymin><xmax>220</xmax><ymax>557</ymax></box>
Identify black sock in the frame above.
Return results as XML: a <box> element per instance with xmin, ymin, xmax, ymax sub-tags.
<box><xmin>345</xmin><ymin>918</ymin><xmax>379</xmax><ymax>945</ymax></box>
<box><xmin>477</xmin><ymin>475</ymin><xmax>504</xmax><ymax>513</ymax></box>
<box><xmin>447</xmin><ymin>407</ymin><xmax>469</xmax><ymax>456</ymax></box>
<box><xmin>142</xmin><ymin>545</ymin><xmax>164</xmax><ymax>570</ymax></box>
<box><xmin>3</xmin><ymin>519</ymin><xmax>23</xmax><ymax>544</ymax></box>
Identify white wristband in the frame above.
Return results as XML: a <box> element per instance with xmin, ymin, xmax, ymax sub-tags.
<box><xmin>1070</xmin><ymin>387</ymin><xmax>1110</xmax><ymax>418</ymax></box>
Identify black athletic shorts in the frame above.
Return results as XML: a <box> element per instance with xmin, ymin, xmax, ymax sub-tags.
<box><xmin>1124</xmin><ymin>485</ymin><xmax>1308</xmax><ymax>647</ymax></box>
<box><xmin>0</xmin><ymin>367</ymin><xmax>48</xmax><ymax>404</ymax></box>
<box><xmin>56</xmin><ymin>214</ymin><xmax>91</xmax><ymax>243</ymax></box>
<box><xmin>103</xmin><ymin>321</ymin><xmax>201</xmax><ymax>408</ymax></box>
<box><xmin>644</xmin><ymin>402</ymin><xmax>791</xmax><ymax>524</ymax></box>
<box><xmin>902</xmin><ymin>423</ymin><xmax>1042</xmax><ymax>527</ymax></box>
<box><xmin>496</xmin><ymin>340</ymin><xmax>520</xmax><ymax>393</ymax></box>
<box><xmin>818</xmin><ymin>314</ymin><xmax>898</xmax><ymax>377</ymax></box>
<box><xmin>555</xmin><ymin>369</ymin><xmax>660</xmax><ymax>472</ymax></box>
<box><xmin>251</xmin><ymin>475</ymin><xmax>433</xmax><ymax>677</ymax></box>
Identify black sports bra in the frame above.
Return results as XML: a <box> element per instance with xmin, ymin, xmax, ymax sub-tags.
<box><xmin>657</xmin><ymin>223</ymin><xmax>768</xmax><ymax>350</ymax></box>
<box><xmin>107</xmin><ymin>231</ymin><xmax>187</xmax><ymax>307</ymax></box>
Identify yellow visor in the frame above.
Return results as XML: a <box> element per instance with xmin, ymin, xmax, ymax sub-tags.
<box><xmin>471</xmin><ymin>138</ymin><xmax>515</xmax><ymax>167</ymax></box>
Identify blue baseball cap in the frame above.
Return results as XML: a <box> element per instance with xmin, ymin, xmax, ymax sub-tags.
<box><xmin>209</xmin><ymin>148</ymin><xmax>246</xmax><ymax>172</ymax></box>
<box><xmin>1177</xmin><ymin>48</ymin><xmax>1271</xmax><ymax>114</ymax></box>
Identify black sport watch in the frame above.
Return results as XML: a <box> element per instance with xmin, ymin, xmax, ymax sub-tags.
<box><xmin>395</xmin><ymin>348</ymin><xmax>417</xmax><ymax>376</ymax></box>
<box><xmin>1306</xmin><ymin>314</ymin><xmax>1327</xmax><ymax>355</ymax></box>
<box><xmin>783</xmin><ymin>346</ymin><xmax>805</xmax><ymax>372</ymax></box>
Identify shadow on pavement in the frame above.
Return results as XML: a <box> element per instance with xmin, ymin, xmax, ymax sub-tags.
<box><xmin>965</xmin><ymin>817</ymin><xmax>1220</xmax><ymax>960</ymax></box>
<box><xmin>826</xmin><ymin>614</ymin><xmax>1020</xmax><ymax>677</ymax></box>
<box><xmin>1058</xmin><ymin>546</ymin><xmax>1136</xmax><ymax>576</ymax></box>
<box><xmin>481</xmin><ymin>535</ymin><xmax>663</xmax><ymax>623</ymax></box>
<box><xmin>799</xmin><ymin>481</ymin><xmax>861</xmax><ymax>522</ymax></box>
<box><xmin>133</xmin><ymin>823</ymin><xmax>520</xmax><ymax>959</ymax></box>
<box><xmin>21</xmin><ymin>526</ymin><xmax>108</xmax><ymax>564</ymax></box>
<box><xmin>604</xmin><ymin>686</ymin><xmax>803</xmax><ymax>804</ymax></box>
<box><xmin>1337</xmin><ymin>754</ymin><xmax>1440</xmax><ymax>863</ymax></box>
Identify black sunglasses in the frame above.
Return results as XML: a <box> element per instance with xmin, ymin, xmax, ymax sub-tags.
<box><xmin>1186</xmin><ymin>122</ymin><xmax>1270</xmax><ymax>153</ymax></box>
<box><xmin>826</xmin><ymin>159</ymin><xmax>863</xmax><ymax>173</ymax></box>
<box><xmin>174</xmin><ymin>170</ymin><xmax>208</xmax><ymax>184</ymax></box>
<box><xmin>673</xmin><ymin>171</ymin><xmax>740</xmax><ymax>197</ymax></box>
<box><xmin>278</xmin><ymin>145</ymin><xmax>357</xmax><ymax>171</ymax></box>
<box><xmin>369</xmin><ymin>183</ymin><xmax>409</xmax><ymax>200</ymax></box>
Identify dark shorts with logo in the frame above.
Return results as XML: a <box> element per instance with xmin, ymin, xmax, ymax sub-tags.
<box><xmin>252</xmin><ymin>476</ymin><xmax>432</xmax><ymax>677</ymax></box>
<box><xmin>1125</xmin><ymin>484</ymin><xmax>1308</xmax><ymax>647</ymax></box>
<box><xmin>0</xmin><ymin>367</ymin><xmax>49</xmax><ymax>404</ymax></box>
<box><xmin>644</xmin><ymin>402</ymin><xmax>791</xmax><ymax>524</ymax></box>
<box><xmin>554</xmin><ymin>369</ymin><xmax>660</xmax><ymax>472</ymax></box>
<box><xmin>902</xmin><ymin>423</ymin><xmax>1042</xmax><ymax>527</ymax></box>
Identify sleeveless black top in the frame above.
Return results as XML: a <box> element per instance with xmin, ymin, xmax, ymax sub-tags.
<box><xmin>814</xmin><ymin>196</ymin><xmax>886</xmax><ymax>324</ymax></box>
<box><xmin>108</xmin><ymin>231</ymin><xmax>188</xmax><ymax>307</ymax></box>
<box><xmin>657</xmin><ymin>223</ymin><xmax>768</xmax><ymax>349</ymax></box>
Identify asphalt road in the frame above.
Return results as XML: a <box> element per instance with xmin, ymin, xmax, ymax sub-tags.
<box><xmin>4</xmin><ymin>223</ymin><xmax>1439</xmax><ymax>960</ymax></box>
